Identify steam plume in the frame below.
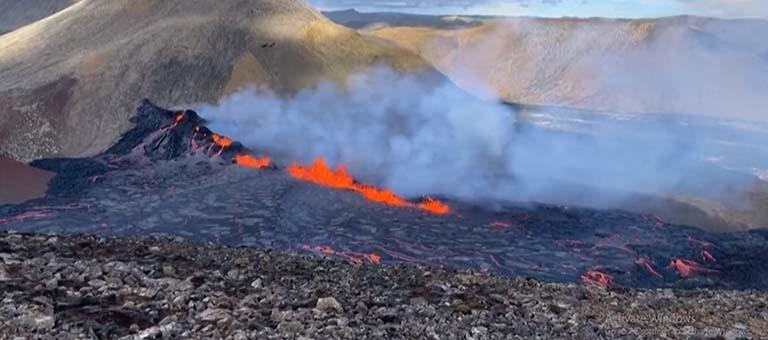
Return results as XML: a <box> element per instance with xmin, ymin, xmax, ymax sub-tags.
<box><xmin>198</xmin><ymin>67</ymin><xmax>750</xmax><ymax>207</ymax></box>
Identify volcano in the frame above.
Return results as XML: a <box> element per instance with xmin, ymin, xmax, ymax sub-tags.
<box><xmin>0</xmin><ymin>0</ymin><xmax>434</xmax><ymax>162</ymax></box>
<box><xmin>2</xmin><ymin>100</ymin><xmax>767</xmax><ymax>291</ymax></box>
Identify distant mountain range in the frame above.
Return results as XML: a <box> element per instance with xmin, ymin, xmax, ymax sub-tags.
<box><xmin>326</xmin><ymin>9</ymin><xmax>768</xmax><ymax>121</ymax></box>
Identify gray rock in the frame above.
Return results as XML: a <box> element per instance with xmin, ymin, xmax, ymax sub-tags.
<box><xmin>21</xmin><ymin>313</ymin><xmax>54</xmax><ymax>330</ymax></box>
<box><xmin>0</xmin><ymin>266</ymin><xmax>9</xmax><ymax>282</ymax></box>
<box><xmin>277</xmin><ymin>321</ymin><xmax>304</xmax><ymax>334</ymax></box>
<box><xmin>316</xmin><ymin>297</ymin><xmax>343</xmax><ymax>314</ymax></box>
<box><xmin>88</xmin><ymin>279</ymin><xmax>106</xmax><ymax>288</ymax></box>
<box><xmin>198</xmin><ymin>308</ymin><xmax>231</xmax><ymax>322</ymax></box>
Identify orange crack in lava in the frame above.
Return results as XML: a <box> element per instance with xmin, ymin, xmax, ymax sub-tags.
<box><xmin>635</xmin><ymin>257</ymin><xmax>662</xmax><ymax>278</ymax></box>
<box><xmin>234</xmin><ymin>154</ymin><xmax>271</xmax><ymax>169</ymax></box>
<box><xmin>669</xmin><ymin>258</ymin><xmax>718</xmax><ymax>277</ymax></box>
<box><xmin>304</xmin><ymin>245</ymin><xmax>381</xmax><ymax>265</ymax></box>
<box><xmin>175</xmin><ymin>112</ymin><xmax>184</xmax><ymax>124</ymax></box>
<box><xmin>211</xmin><ymin>133</ymin><xmax>233</xmax><ymax>148</ymax></box>
<box><xmin>581</xmin><ymin>270</ymin><xmax>613</xmax><ymax>288</ymax></box>
<box><xmin>356</xmin><ymin>184</ymin><xmax>408</xmax><ymax>207</ymax></box>
<box><xmin>288</xmin><ymin>158</ymin><xmax>355</xmax><ymax>190</ymax></box>
<box><xmin>288</xmin><ymin>158</ymin><xmax>450</xmax><ymax>214</ymax></box>
<box><xmin>489</xmin><ymin>221</ymin><xmax>513</xmax><ymax>228</ymax></box>
<box><xmin>419</xmin><ymin>197</ymin><xmax>450</xmax><ymax>215</ymax></box>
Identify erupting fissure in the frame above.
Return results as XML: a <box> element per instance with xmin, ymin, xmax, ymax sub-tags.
<box><xmin>234</xmin><ymin>154</ymin><xmax>272</xmax><ymax>169</ymax></box>
<box><xmin>183</xmin><ymin>125</ymin><xmax>447</xmax><ymax>214</ymax></box>
<box><xmin>288</xmin><ymin>158</ymin><xmax>450</xmax><ymax>214</ymax></box>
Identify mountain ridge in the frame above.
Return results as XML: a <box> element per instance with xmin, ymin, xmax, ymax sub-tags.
<box><xmin>0</xmin><ymin>0</ymin><xmax>434</xmax><ymax>162</ymax></box>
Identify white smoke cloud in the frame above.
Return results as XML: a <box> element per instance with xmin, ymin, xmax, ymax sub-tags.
<box><xmin>198</xmin><ymin>67</ymin><xmax>742</xmax><ymax>207</ymax></box>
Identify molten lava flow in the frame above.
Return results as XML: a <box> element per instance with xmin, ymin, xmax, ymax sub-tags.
<box><xmin>669</xmin><ymin>258</ymin><xmax>717</xmax><ymax>277</ymax></box>
<box><xmin>175</xmin><ymin>112</ymin><xmax>184</xmax><ymax>124</ymax></box>
<box><xmin>418</xmin><ymin>197</ymin><xmax>450</xmax><ymax>215</ymax></box>
<box><xmin>635</xmin><ymin>257</ymin><xmax>662</xmax><ymax>277</ymax></box>
<box><xmin>355</xmin><ymin>184</ymin><xmax>408</xmax><ymax>207</ymax></box>
<box><xmin>288</xmin><ymin>158</ymin><xmax>449</xmax><ymax>214</ymax></box>
<box><xmin>303</xmin><ymin>245</ymin><xmax>381</xmax><ymax>265</ymax></box>
<box><xmin>581</xmin><ymin>270</ymin><xmax>613</xmax><ymax>288</ymax></box>
<box><xmin>288</xmin><ymin>158</ymin><xmax>355</xmax><ymax>190</ymax></box>
<box><xmin>211</xmin><ymin>133</ymin><xmax>233</xmax><ymax>149</ymax></box>
<box><xmin>234</xmin><ymin>154</ymin><xmax>271</xmax><ymax>169</ymax></box>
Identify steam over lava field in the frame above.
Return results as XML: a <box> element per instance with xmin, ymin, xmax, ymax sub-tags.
<box><xmin>2</xmin><ymin>100</ymin><xmax>767</xmax><ymax>291</ymax></box>
<box><xmin>2</xmin><ymin>0</ymin><xmax>768</xmax><ymax>309</ymax></box>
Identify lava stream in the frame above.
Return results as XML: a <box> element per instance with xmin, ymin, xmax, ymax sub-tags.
<box><xmin>303</xmin><ymin>245</ymin><xmax>381</xmax><ymax>265</ymax></box>
<box><xmin>288</xmin><ymin>158</ymin><xmax>449</xmax><ymax>214</ymax></box>
<box><xmin>211</xmin><ymin>133</ymin><xmax>233</xmax><ymax>148</ymax></box>
<box><xmin>669</xmin><ymin>258</ymin><xmax>718</xmax><ymax>277</ymax></box>
<box><xmin>581</xmin><ymin>270</ymin><xmax>613</xmax><ymax>288</ymax></box>
<box><xmin>419</xmin><ymin>197</ymin><xmax>450</xmax><ymax>215</ymax></box>
<box><xmin>234</xmin><ymin>154</ymin><xmax>272</xmax><ymax>169</ymax></box>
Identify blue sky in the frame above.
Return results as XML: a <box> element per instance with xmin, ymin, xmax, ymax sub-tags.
<box><xmin>308</xmin><ymin>0</ymin><xmax>768</xmax><ymax>18</ymax></box>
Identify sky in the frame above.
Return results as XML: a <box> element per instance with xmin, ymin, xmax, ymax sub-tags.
<box><xmin>307</xmin><ymin>0</ymin><xmax>768</xmax><ymax>18</ymax></box>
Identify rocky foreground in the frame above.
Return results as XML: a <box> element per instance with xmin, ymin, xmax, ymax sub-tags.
<box><xmin>0</xmin><ymin>231</ymin><xmax>766</xmax><ymax>339</ymax></box>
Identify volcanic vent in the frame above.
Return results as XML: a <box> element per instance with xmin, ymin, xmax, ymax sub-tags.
<box><xmin>2</xmin><ymin>100</ymin><xmax>768</xmax><ymax>290</ymax></box>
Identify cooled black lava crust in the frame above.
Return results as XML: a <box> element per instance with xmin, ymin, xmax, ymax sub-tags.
<box><xmin>2</xmin><ymin>100</ymin><xmax>767</xmax><ymax>290</ymax></box>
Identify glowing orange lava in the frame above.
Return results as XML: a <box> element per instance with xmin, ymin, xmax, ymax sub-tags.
<box><xmin>234</xmin><ymin>154</ymin><xmax>271</xmax><ymax>169</ymax></box>
<box><xmin>175</xmin><ymin>112</ymin><xmax>184</xmax><ymax>124</ymax></box>
<box><xmin>581</xmin><ymin>270</ymin><xmax>612</xmax><ymax>288</ymax></box>
<box><xmin>304</xmin><ymin>245</ymin><xmax>381</xmax><ymax>265</ymax></box>
<box><xmin>356</xmin><ymin>184</ymin><xmax>408</xmax><ymax>207</ymax></box>
<box><xmin>669</xmin><ymin>258</ymin><xmax>717</xmax><ymax>277</ymax></box>
<box><xmin>635</xmin><ymin>257</ymin><xmax>662</xmax><ymax>277</ymax></box>
<box><xmin>288</xmin><ymin>158</ymin><xmax>449</xmax><ymax>214</ymax></box>
<box><xmin>419</xmin><ymin>197</ymin><xmax>450</xmax><ymax>215</ymax></box>
<box><xmin>211</xmin><ymin>133</ymin><xmax>233</xmax><ymax>148</ymax></box>
<box><xmin>288</xmin><ymin>158</ymin><xmax>355</xmax><ymax>190</ymax></box>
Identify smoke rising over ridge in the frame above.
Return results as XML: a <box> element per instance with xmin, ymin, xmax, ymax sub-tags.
<box><xmin>199</xmin><ymin>67</ymin><xmax>747</xmax><ymax>208</ymax></box>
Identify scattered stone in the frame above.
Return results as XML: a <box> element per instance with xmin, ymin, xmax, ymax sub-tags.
<box><xmin>250</xmin><ymin>278</ymin><xmax>262</xmax><ymax>289</ymax></box>
<box><xmin>162</xmin><ymin>265</ymin><xmax>176</xmax><ymax>277</ymax></box>
<box><xmin>277</xmin><ymin>321</ymin><xmax>304</xmax><ymax>334</ymax></box>
<box><xmin>316</xmin><ymin>297</ymin><xmax>344</xmax><ymax>314</ymax></box>
<box><xmin>198</xmin><ymin>308</ymin><xmax>231</xmax><ymax>322</ymax></box>
<box><xmin>0</xmin><ymin>232</ymin><xmax>765</xmax><ymax>340</ymax></box>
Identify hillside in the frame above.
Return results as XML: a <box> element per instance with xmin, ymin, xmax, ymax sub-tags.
<box><xmin>362</xmin><ymin>15</ymin><xmax>768</xmax><ymax>120</ymax></box>
<box><xmin>0</xmin><ymin>0</ymin><xmax>433</xmax><ymax>162</ymax></box>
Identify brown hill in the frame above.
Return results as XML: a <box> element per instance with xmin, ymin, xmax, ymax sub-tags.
<box><xmin>0</xmin><ymin>0</ymin><xmax>432</xmax><ymax>162</ymax></box>
<box><xmin>366</xmin><ymin>15</ymin><xmax>768</xmax><ymax>120</ymax></box>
